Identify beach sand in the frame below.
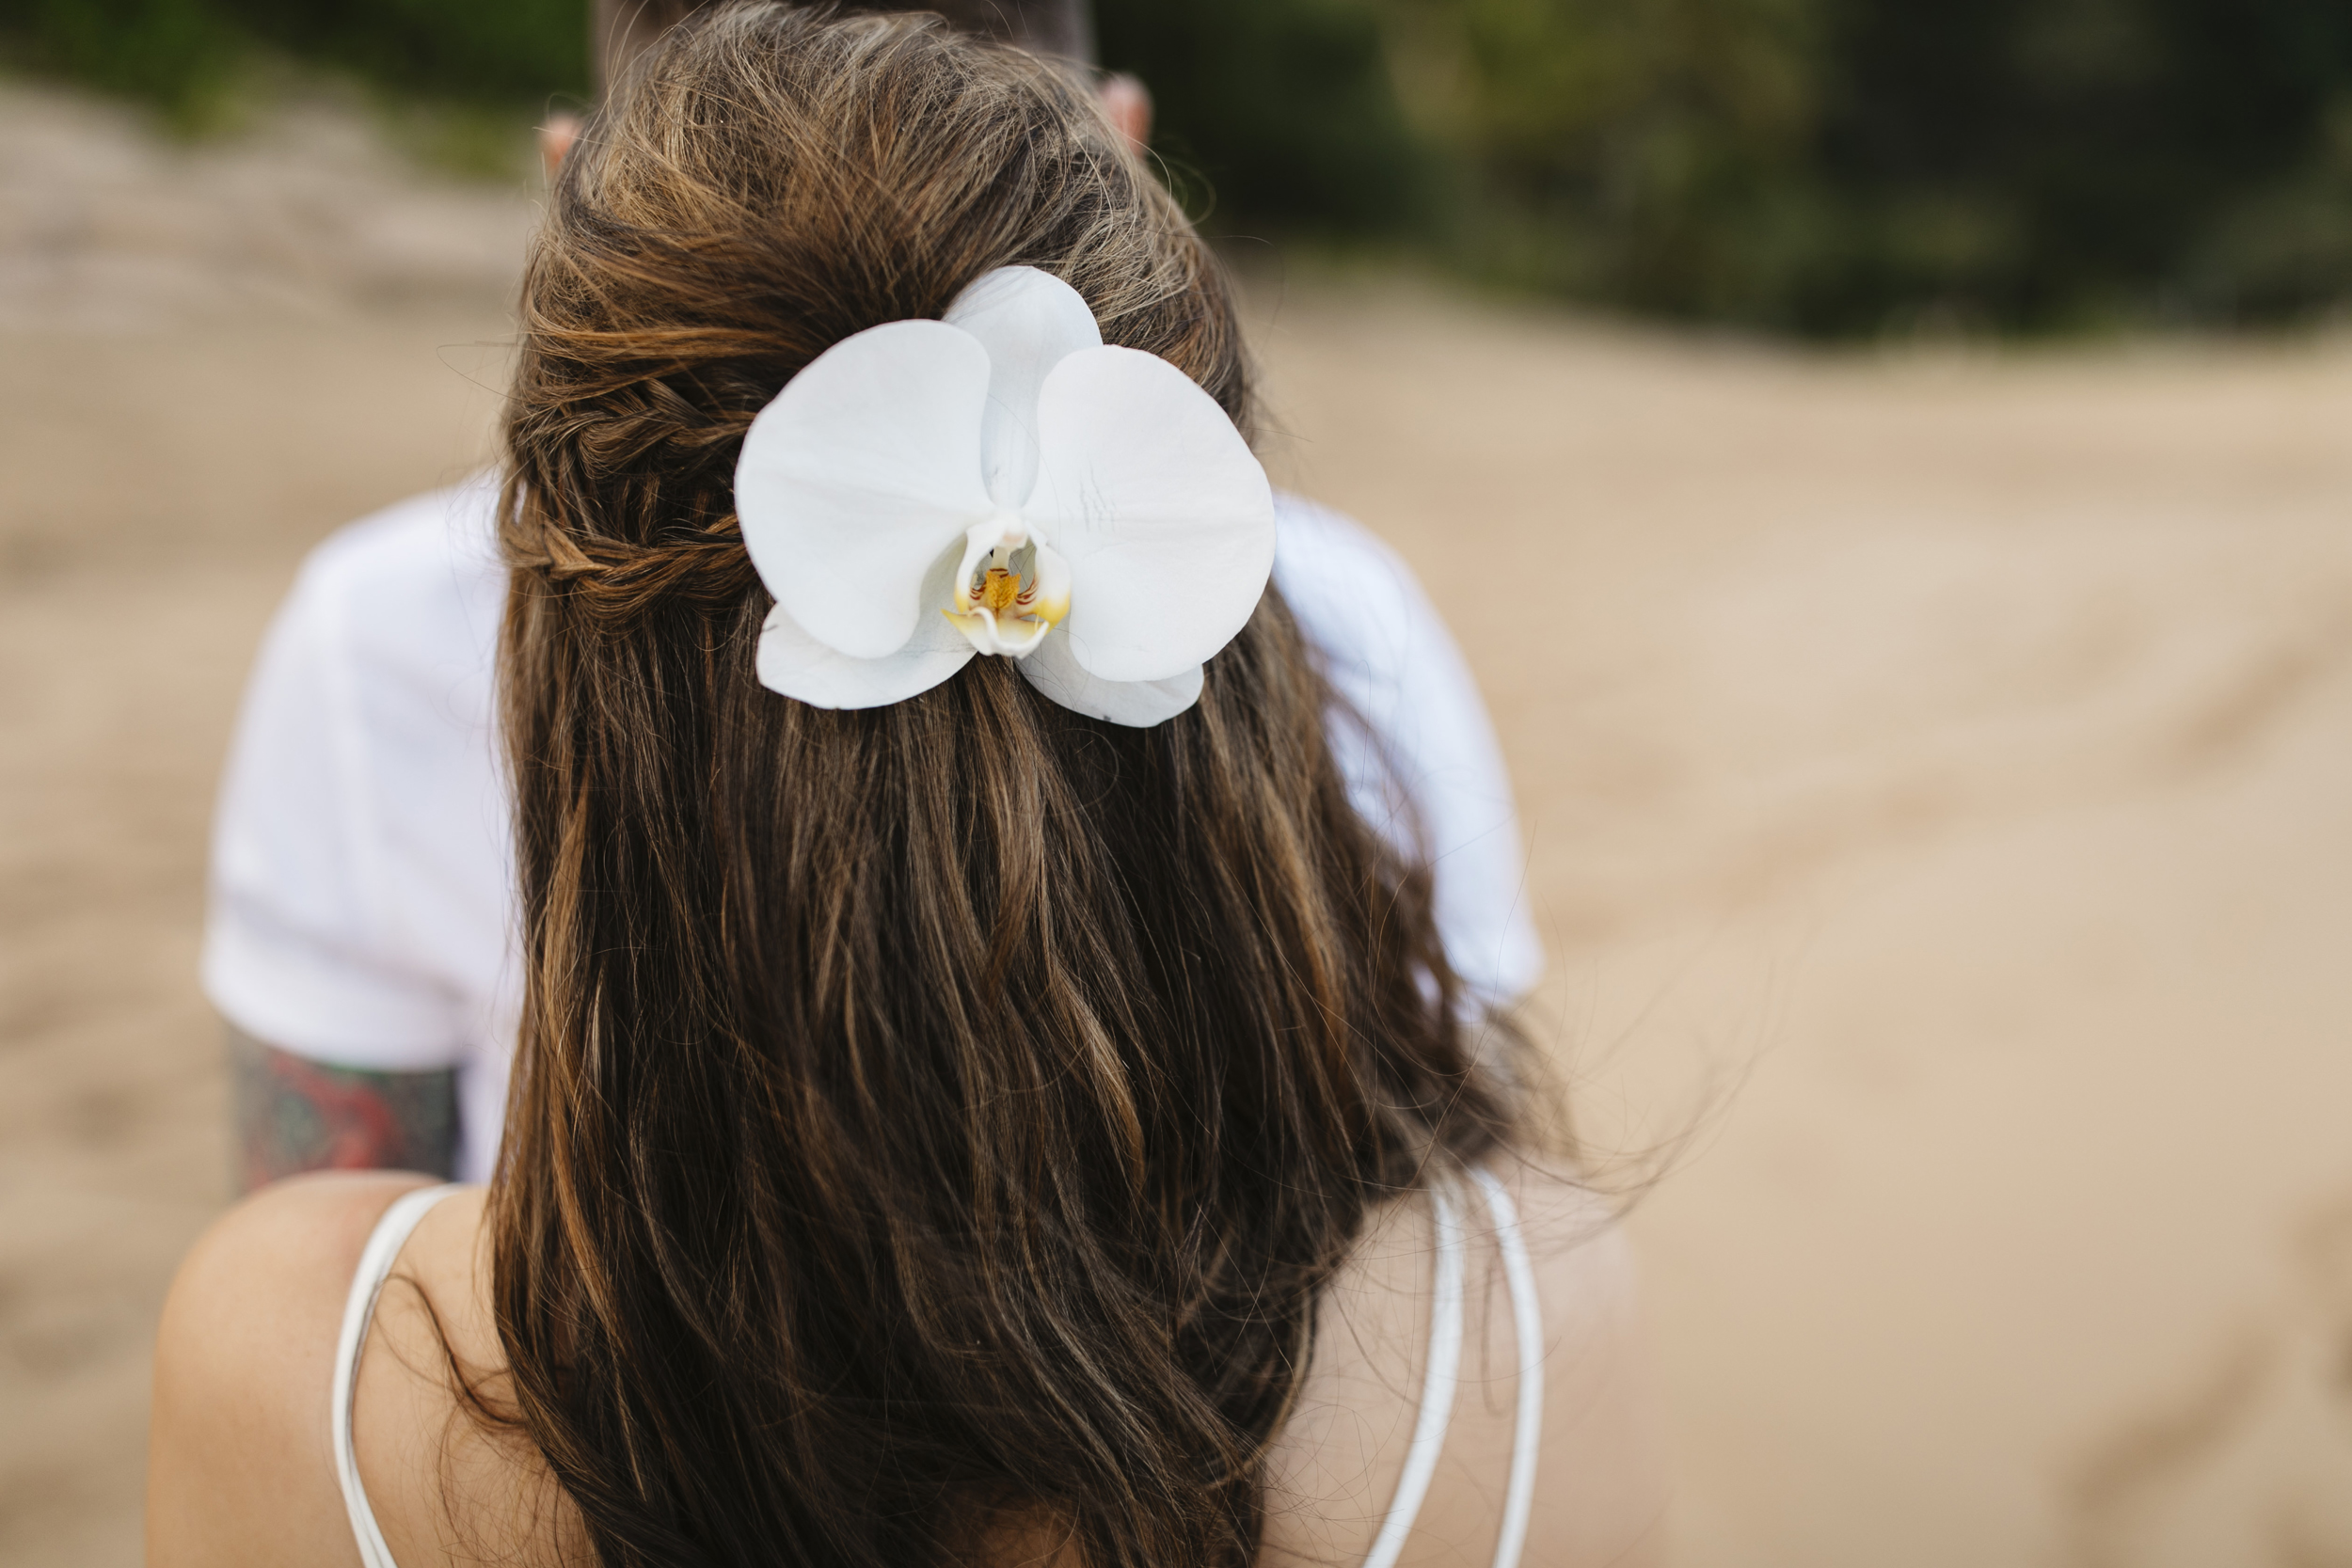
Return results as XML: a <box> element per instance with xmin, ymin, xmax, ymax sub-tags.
<box><xmin>4</xmin><ymin>80</ymin><xmax>2349</xmax><ymax>1568</ymax></box>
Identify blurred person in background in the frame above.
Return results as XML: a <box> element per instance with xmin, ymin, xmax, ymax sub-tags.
<box><xmin>202</xmin><ymin>0</ymin><xmax>1541</xmax><ymax>1191</ymax></box>
<box><xmin>151</xmin><ymin>9</ymin><xmax>1665</xmax><ymax>1565</ymax></box>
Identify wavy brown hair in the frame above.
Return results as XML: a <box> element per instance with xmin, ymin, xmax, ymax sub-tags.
<box><xmin>489</xmin><ymin>8</ymin><xmax>1524</xmax><ymax>1566</ymax></box>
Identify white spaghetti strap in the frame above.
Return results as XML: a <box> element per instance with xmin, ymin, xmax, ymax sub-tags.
<box><xmin>1359</xmin><ymin>1180</ymin><xmax>1466</xmax><ymax>1568</ymax></box>
<box><xmin>1470</xmin><ymin>1167</ymin><xmax>1545</xmax><ymax>1568</ymax></box>
<box><xmin>332</xmin><ymin>1183</ymin><xmax>466</xmax><ymax>1568</ymax></box>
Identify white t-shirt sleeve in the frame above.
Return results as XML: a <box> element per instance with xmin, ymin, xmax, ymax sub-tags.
<box><xmin>203</xmin><ymin>480</ymin><xmax>512</xmax><ymax>1071</ymax></box>
<box><xmin>1273</xmin><ymin>495</ymin><xmax>1544</xmax><ymax>1005</ymax></box>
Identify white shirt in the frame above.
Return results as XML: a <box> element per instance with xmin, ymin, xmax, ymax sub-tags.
<box><xmin>204</xmin><ymin>478</ymin><xmax>1540</xmax><ymax>1180</ymax></box>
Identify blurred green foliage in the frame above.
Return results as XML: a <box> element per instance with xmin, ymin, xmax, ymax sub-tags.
<box><xmin>1379</xmin><ymin>0</ymin><xmax>1826</xmax><ymax>319</ymax></box>
<box><xmin>203</xmin><ymin>0</ymin><xmax>589</xmax><ymax>103</ymax></box>
<box><xmin>1095</xmin><ymin>0</ymin><xmax>1429</xmax><ymax>237</ymax></box>
<box><xmin>0</xmin><ymin>0</ymin><xmax>589</xmax><ymax>129</ymax></box>
<box><xmin>8</xmin><ymin>0</ymin><xmax>246</xmax><ymax>125</ymax></box>
<box><xmin>1384</xmin><ymin>0</ymin><xmax>2352</xmax><ymax>332</ymax></box>
<box><xmin>11</xmin><ymin>0</ymin><xmax>2352</xmax><ymax>333</ymax></box>
<box><xmin>1804</xmin><ymin>0</ymin><xmax>2352</xmax><ymax>332</ymax></box>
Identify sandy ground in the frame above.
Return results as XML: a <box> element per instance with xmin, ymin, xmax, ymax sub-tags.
<box><xmin>5</xmin><ymin>79</ymin><xmax>2351</xmax><ymax>1568</ymax></box>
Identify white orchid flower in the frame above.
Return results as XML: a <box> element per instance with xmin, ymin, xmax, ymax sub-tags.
<box><xmin>734</xmin><ymin>266</ymin><xmax>1277</xmax><ymax>727</ymax></box>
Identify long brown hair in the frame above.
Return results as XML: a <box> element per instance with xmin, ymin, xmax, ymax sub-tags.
<box><xmin>491</xmin><ymin>8</ymin><xmax>1523</xmax><ymax>1565</ymax></box>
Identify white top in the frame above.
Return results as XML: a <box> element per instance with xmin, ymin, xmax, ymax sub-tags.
<box><xmin>333</xmin><ymin>1177</ymin><xmax>1543</xmax><ymax>1568</ymax></box>
<box><xmin>206</xmin><ymin>479</ymin><xmax>1542</xmax><ymax>1180</ymax></box>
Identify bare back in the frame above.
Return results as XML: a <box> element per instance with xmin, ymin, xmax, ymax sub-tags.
<box><xmin>148</xmin><ymin>1167</ymin><xmax>1667</xmax><ymax>1568</ymax></box>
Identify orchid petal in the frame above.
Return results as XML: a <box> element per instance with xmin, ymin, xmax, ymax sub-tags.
<box><xmin>735</xmin><ymin>320</ymin><xmax>993</xmax><ymax>660</ymax></box>
<box><xmin>1018</xmin><ymin>626</ymin><xmax>1204</xmax><ymax>726</ymax></box>
<box><xmin>755</xmin><ymin>544</ymin><xmax>974</xmax><ymax>709</ymax></box>
<box><xmin>1026</xmin><ymin>346</ymin><xmax>1277</xmax><ymax>683</ymax></box>
<box><xmin>943</xmin><ymin>267</ymin><xmax>1103</xmax><ymax>510</ymax></box>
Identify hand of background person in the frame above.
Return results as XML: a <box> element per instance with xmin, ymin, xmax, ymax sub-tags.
<box><xmin>1095</xmin><ymin>71</ymin><xmax>1150</xmax><ymax>148</ymax></box>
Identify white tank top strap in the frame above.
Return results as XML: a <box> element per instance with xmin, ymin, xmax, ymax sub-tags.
<box><xmin>332</xmin><ymin>1182</ymin><xmax>468</xmax><ymax>1568</ymax></box>
<box><xmin>1469</xmin><ymin>1166</ymin><xmax>1545</xmax><ymax>1568</ymax></box>
<box><xmin>326</xmin><ymin>1178</ymin><xmax>1538</xmax><ymax>1568</ymax></box>
<box><xmin>1358</xmin><ymin>1169</ymin><xmax>1545</xmax><ymax>1568</ymax></box>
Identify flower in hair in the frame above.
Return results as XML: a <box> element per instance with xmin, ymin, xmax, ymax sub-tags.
<box><xmin>734</xmin><ymin>266</ymin><xmax>1277</xmax><ymax>726</ymax></box>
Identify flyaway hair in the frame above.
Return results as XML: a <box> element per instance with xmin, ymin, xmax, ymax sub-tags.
<box><xmin>594</xmin><ymin>0</ymin><xmax>1097</xmax><ymax>85</ymax></box>
<box><xmin>491</xmin><ymin>8</ymin><xmax>1527</xmax><ymax>1567</ymax></box>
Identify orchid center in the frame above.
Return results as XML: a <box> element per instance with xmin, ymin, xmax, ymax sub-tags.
<box><xmin>944</xmin><ymin>513</ymin><xmax>1070</xmax><ymax>657</ymax></box>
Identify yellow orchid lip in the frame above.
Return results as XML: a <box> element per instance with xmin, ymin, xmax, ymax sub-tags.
<box><xmin>943</xmin><ymin>515</ymin><xmax>1070</xmax><ymax>658</ymax></box>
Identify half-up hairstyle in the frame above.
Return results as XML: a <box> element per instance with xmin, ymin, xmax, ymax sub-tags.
<box><xmin>491</xmin><ymin>8</ymin><xmax>1526</xmax><ymax>1566</ymax></box>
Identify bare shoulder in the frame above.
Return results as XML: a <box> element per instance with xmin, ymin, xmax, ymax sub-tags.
<box><xmin>1478</xmin><ymin>1156</ymin><xmax>1673</xmax><ymax>1567</ymax></box>
<box><xmin>1486</xmin><ymin>1155</ymin><xmax>1647</xmax><ymax>1341</ymax></box>
<box><xmin>1264</xmin><ymin>1158</ymin><xmax>1671</xmax><ymax>1568</ymax></box>
<box><xmin>147</xmin><ymin>1172</ymin><xmax>439</xmax><ymax>1568</ymax></box>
